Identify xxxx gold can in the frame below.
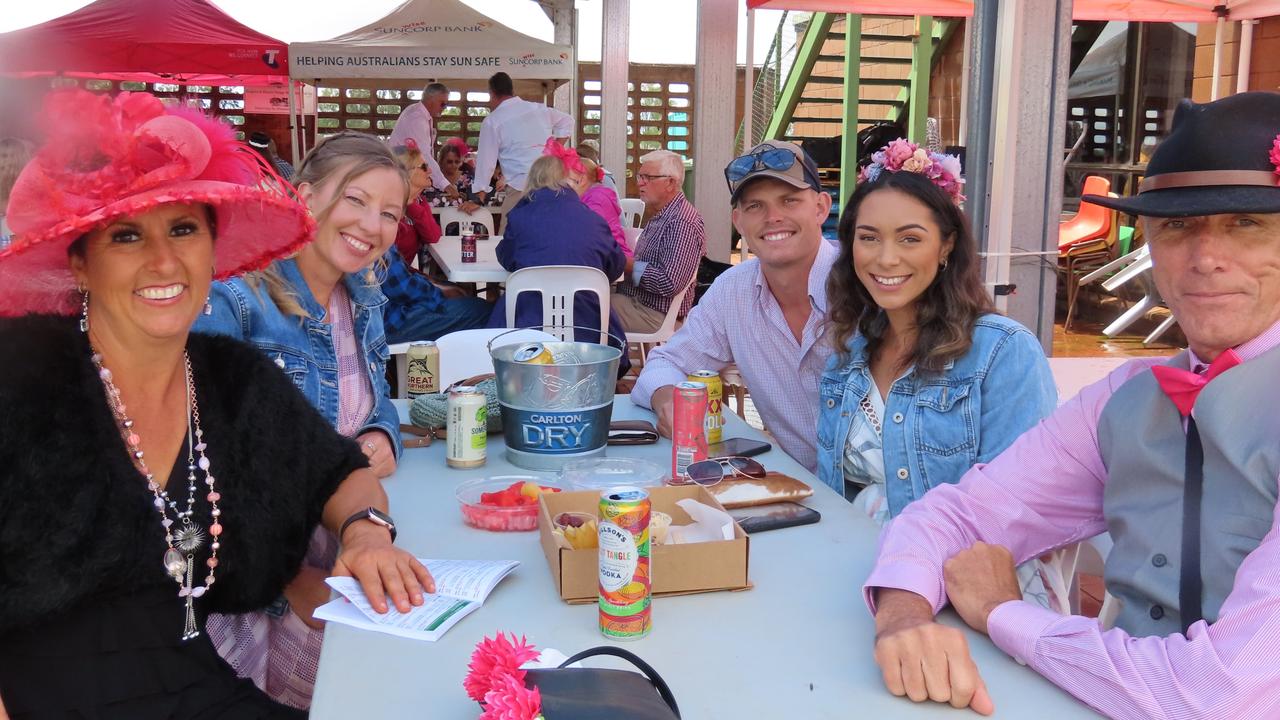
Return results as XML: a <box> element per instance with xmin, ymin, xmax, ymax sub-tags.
<box><xmin>446</xmin><ymin>387</ymin><xmax>487</xmax><ymax>468</ymax></box>
<box><xmin>405</xmin><ymin>341</ymin><xmax>439</xmax><ymax>398</ymax></box>
<box><xmin>598</xmin><ymin>486</ymin><xmax>651</xmax><ymax>641</ymax></box>
<box><xmin>687</xmin><ymin>370</ymin><xmax>724</xmax><ymax>445</ymax></box>
<box><xmin>512</xmin><ymin>342</ymin><xmax>555</xmax><ymax>365</ymax></box>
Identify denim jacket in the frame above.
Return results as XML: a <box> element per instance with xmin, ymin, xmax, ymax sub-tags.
<box><xmin>816</xmin><ymin>313</ymin><xmax>1056</xmax><ymax>516</ymax></box>
<box><xmin>193</xmin><ymin>257</ymin><xmax>403</xmax><ymax>458</ymax></box>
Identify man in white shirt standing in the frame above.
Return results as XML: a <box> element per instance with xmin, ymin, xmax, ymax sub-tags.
<box><xmin>463</xmin><ymin>72</ymin><xmax>574</xmax><ymax>219</ymax></box>
<box><xmin>388</xmin><ymin>82</ymin><xmax>454</xmax><ymax>197</ymax></box>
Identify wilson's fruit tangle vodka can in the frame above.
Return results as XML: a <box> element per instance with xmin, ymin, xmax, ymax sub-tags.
<box><xmin>598</xmin><ymin>486</ymin><xmax>652</xmax><ymax>640</ymax></box>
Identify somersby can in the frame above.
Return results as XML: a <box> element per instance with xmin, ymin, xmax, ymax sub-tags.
<box><xmin>686</xmin><ymin>370</ymin><xmax>723</xmax><ymax>445</ymax></box>
<box><xmin>671</xmin><ymin>381</ymin><xmax>709</xmax><ymax>480</ymax></box>
<box><xmin>598</xmin><ymin>486</ymin><xmax>651</xmax><ymax>640</ymax></box>
<box><xmin>406</xmin><ymin>341</ymin><xmax>440</xmax><ymax>398</ymax></box>
<box><xmin>446</xmin><ymin>386</ymin><xmax>487</xmax><ymax>468</ymax></box>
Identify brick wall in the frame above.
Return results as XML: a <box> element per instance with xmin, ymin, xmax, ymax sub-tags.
<box><xmin>1192</xmin><ymin>17</ymin><xmax>1280</xmax><ymax>100</ymax></box>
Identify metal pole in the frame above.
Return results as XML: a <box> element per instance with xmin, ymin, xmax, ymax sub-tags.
<box><xmin>745</xmin><ymin>8</ymin><xmax>755</xmax><ymax>150</ymax></box>
<box><xmin>1238</xmin><ymin>20</ymin><xmax>1255</xmax><ymax>94</ymax></box>
<box><xmin>958</xmin><ymin>17</ymin><xmax>972</xmax><ymax>143</ymax></box>
<box><xmin>965</xmin><ymin>0</ymin><xmax>999</xmax><ymax>259</ymax></box>
<box><xmin>287</xmin><ymin>80</ymin><xmax>301</xmax><ymax>168</ymax></box>
<box><xmin>1211</xmin><ymin>13</ymin><xmax>1226</xmax><ymax>101</ymax></box>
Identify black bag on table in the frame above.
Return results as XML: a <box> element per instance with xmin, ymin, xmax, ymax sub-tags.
<box><xmin>522</xmin><ymin>646</ymin><xmax>681</xmax><ymax>719</ymax></box>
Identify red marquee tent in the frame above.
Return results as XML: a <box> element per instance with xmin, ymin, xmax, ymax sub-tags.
<box><xmin>0</xmin><ymin>0</ymin><xmax>289</xmax><ymax>85</ymax></box>
<box><xmin>745</xmin><ymin>0</ymin><xmax>1280</xmax><ymax>20</ymax></box>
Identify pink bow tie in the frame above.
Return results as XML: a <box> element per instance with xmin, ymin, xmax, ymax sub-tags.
<box><xmin>1151</xmin><ymin>349</ymin><xmax>1241</xmax><ymax>416</ymax></box>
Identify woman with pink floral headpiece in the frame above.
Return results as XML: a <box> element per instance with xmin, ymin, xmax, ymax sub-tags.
<box><xmin>817</xmin><ymin>139</ymin><xmax>1056</xmax><ymax>530</ymax></box>
<box><xmin>0</xmin><ymin>90</ymin><xmax>432</xmax><ymax>718</ymax></box>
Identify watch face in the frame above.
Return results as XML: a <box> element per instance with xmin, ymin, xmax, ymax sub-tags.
<box><xmin>367</xmin><ymin>508</ymin><xmax>397</xmax><ymax>540</ymax></box>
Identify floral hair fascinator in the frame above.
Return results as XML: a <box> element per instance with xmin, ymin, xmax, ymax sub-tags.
<box><xmin>403</xmin><ymin>137</ymin><xmax>420</xmax><ymax>152</ymax></box>
<box><xmin>1271</xmin><ymin>134</ymin><xmax>1280</xmax><ymax>180</ymax></box>
<box><xmin>542</xmin><ymin>138</ymin><xmax>585</xmax><ymax>177</ymax></box>
<box><xmin>858</xmin><ymin>138</ymin><xmax>964</xmax><ymax>203</ymax></box>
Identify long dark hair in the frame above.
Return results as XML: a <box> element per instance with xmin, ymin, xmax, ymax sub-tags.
<box><xmin>826</xmin><ymin>170</ymin><xmax>994</xmax><ymax>373</ymax></box>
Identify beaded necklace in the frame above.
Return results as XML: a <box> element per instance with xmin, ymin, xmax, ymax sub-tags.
<box><xmin>91</xmin><ymin>350</ymin><xmax>224</xmax><ymax>641</ymax></box>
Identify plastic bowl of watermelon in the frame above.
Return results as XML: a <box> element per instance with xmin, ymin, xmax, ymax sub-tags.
<box><xmin>455</xmin><ymin>475</ymin><xmax>569</xmax><ymax>531</ymax></box>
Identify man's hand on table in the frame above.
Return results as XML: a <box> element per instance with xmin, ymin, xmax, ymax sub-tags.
<box><xmin>873</xmin><ymin>588</ymin><xmax>995</xmax><ymax>716</ymax></box>
<box><xmin>650</xmin><ymin>385</ymin><xmax>675</xmax><ymax>437</ymax></box>
<box><xmin>943</xmin><ymin>542</ymin><xmax>1022</xmax><ymax>635</ymax></box>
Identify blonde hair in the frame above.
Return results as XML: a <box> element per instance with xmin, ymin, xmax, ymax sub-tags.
<box><xmin>0</xmin><ymin>138</ymin><xmax>33</xmax><ymax>207</ymax></box>
<box><xmin>523</xmin><ymin>155</ymin><xmax>573</xmax><ymax>196</ymax></box>
<box><xmin>578</xmin><ymin>155</ymin><xmax>601</xmax><ymax>186</ymax></box>
<box><xmin>391</xmin><ymin>143</ymin><xmax>424</xmax><ymax>172</ymax></box>
<box><xmin>247</xmin><ymin>132</ymin><xmax>407</xmax><ymax>317</ymax></box>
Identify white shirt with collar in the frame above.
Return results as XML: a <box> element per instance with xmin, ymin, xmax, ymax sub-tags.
<box><xmin>472</xmin><ymin>96</ymin><xmax>575</xmax><ymax>194</ymax></box>
<box><xmin>388</xmin><ymin>102</ymin><xmax>450</xmax><ymax>191</ymax></box>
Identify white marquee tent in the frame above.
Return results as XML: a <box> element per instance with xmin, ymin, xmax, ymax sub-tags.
<box><xmin>288</xmin><ymin>0</ymin><xmax>573</xmax><ymax>83</ymax></box>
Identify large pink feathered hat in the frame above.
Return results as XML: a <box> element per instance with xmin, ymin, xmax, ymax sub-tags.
<box><xmin>0</xmin><ymin>89</ymin><xmax>314</xmax><ymax>316</ymax></box>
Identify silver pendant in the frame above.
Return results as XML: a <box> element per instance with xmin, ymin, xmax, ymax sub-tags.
<box><xmin>173</xmin><ymin>524</ymin><xmax>205</xmax><ymax>553</ymax></box>
<box><xmin>163</xmin><ymin>548</ymin><xmax>187</xmax><ymax>580</ymax></box>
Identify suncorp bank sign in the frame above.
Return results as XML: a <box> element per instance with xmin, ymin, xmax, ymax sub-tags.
<box><xmin>375</xmin><ymin>21</ymin><xmax>492</xmax><ymax>34</ymax></box>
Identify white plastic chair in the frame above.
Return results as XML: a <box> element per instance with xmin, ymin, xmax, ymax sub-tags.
<box><xmin>619</xmin><ymin>198</ymin><xmax>645</xmax><ymax>229</ymax></box>
<box><xmin>622</xmin><ymin>226</ymin><xmax>642</xmax><ymax>252</ymax></box>
<box><xmin>387</xmin><ymin>328</ymin><xmax>558</xmax><ymax>399</ymax></box>
<box><xmin>504</xmin><ymin>265</ymin><xmax>612</xmax><ymax>344</ymax></box>
<box><xmin>438</xmin><ymin>206</ymin><xmax>496</xmax><ymax>237</ymax></box>
<box><xmin>625</xmin><ymin>277</ymin><xmax>693</xmax><ymax>364</ymax></box>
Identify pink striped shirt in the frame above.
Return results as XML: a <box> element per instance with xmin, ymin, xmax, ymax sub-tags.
<box><xmin>631</xmin><ymin>241</ymin><xmax>837</xmax><ymax>471</ymax></box>
<box><xmin>864</xmin><ymin>318</ymin><xmax>1280</xmax><ymax>719</ymax></box>
<box><xmin>329</xmin><ymin>283</ymin><xmax>374</xmax><ymax>438</ymax></box>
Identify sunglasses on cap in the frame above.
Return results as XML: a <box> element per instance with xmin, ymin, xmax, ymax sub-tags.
<box><xmin>679</xmin><ymin>456</ymin><xmax>768</xmax><ymax>487</ymax></box>
<box><xmin>723</xmin><ymin>147</ymin><xmax>822</xmax><ymax>189</ymax></box>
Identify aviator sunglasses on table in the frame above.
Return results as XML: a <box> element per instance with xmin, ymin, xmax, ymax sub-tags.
<box><xmin>723</xmin><ymin>147</ymin><xmax>823</xmax><ymax>190</ymax></box>
<box><xmin>675</xmin><ymin>456</ymin><xmax>767</xmax><ymax>487</ymax></box>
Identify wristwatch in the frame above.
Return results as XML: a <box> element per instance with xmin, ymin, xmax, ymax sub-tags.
<box><xmin>340</xmin><ymin>507</ymin><xmax>397</xmax><ymax>543</ymax></box>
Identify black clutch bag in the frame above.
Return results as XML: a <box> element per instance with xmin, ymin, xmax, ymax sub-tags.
<box><xmin>522</xmin><ymin>646</ymin><xmax>681</xmax><ymax>719</ymax></box>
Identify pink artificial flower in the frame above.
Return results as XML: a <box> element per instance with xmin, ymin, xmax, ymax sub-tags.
<box><xmin>1270</xmin><ymin>134</ymin><xmax>1280</xmax><ymax>180</ymax></box>
<box><xmin>480</xmin><ymin>673</ymin><xmax>543</xmax><ymax>720</ymax></box>
<box><xmin>883</xmin><ymin>139</ymin><xmax>917</xmax><ymax>170</ymax></box>
<box><xmin>901</xmin><ymin>148</ymin><xmax>931</xmax><ymax>174</ymax></box>
<box><xmin>464</xmin><ymin>633</ymin><xmax>541</xmax><ymax>703</ymax></box>
<box><xmin>935</xmin><ymin>153</ymin><xmax>963</xmax><ymax>183</ymax></box>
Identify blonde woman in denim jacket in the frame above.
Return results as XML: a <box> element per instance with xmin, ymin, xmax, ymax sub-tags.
<box><xmin>194</xmin><ymin>132</ymin><xmax>410</xmax><ymax>709</ymax></box>
<box><xmin>815</xmin><ymin>150</ymin><xmax>1056</xmax><ymax>522</ymax></box>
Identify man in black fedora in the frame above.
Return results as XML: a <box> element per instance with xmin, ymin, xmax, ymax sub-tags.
<box><xmin>862</xmin><ymin>91</ymin><xmax>1280</xmax><ymax>718</ymax></box>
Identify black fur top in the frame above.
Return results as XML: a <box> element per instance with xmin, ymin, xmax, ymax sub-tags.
<box><xmin>0</xmin><ymin>315</ymin><xmax>369</xmax><ymax>635</ymax></box>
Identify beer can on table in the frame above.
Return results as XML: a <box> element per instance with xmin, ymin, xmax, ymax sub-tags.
<box><xmin>406</xmin><ymin>341</ymin><xmax>440</xmax><ymax>398</ymax></box>
<box><xmin>686</xmin><ymin>370</ymin><xmax>724</xmax><ymax>445</ymax></box>
<box><xmin>598</xmin><ymin>486</ymin><xmax>652</xmax><ymax>640</ymax></box>
<box><xmin>446</xmin><ymin>386</ymin><xmax>487</xmax><ymax>468</ymax></box>
<box><xmin>671</xmin><ymin>381</ymin><xmax>709</xmax><ymax>480</ymax></box>
<box><xmin>461</xmin><ymin>228</ymin><xmax>477</xmax><ymax>264</ymax></box>
<box><xmin>512</xmin><ymin>342</ymin><xmax>555</xmax><ymax>365</ymax></box>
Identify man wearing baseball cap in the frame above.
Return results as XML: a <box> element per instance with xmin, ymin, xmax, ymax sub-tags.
<box><xmin>866</xmin><ymin>92</ymin><xmax>1280</xmax><ymax>717</ymax></box>
<box><xmin>631</xmin><ymin>139</ymin><xmax>836</xmax><ymax>472</ymax></box>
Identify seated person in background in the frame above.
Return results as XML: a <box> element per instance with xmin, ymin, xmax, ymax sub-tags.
<box><xmin>488</xmin><ymin>143</ymin><xmax>631</xmax><ymax>378</ymax></box>
<box><xmin>612</xmin><ymin>149</ymin><xmax>704</xmax><ymax>333</ymax></box>
<box><xmin>391</xmin><ymin>140</ymin><xmax>443</xmax><ymax>264</ymax></box>
<box><xmin>577</xmin><ymin>150</ymin><xmax>630</xmax><ymax>258</ymax></box>
<box><xmin>631</xmin><ymin>141</ymin><xmax>833</xmax><ymax>471</ymax></box>
<box><xmin>865</xmin><ymin>93</ymin><xmax>1280</xmax><ymax>719</ymax></box>
<box><xmin>576</xmin><ymin>140</ymin><xmax>620</xmax><ymax>195</ymax></box>
<box><xmin>818</xmin><ymin>140</ymin><xmax>1059</xmax><ymax>609</ymax></box>
<box><xmin>195</xmin><ymin>132</ymin><xmax>410</xmax><ymax>707</ymax></box>
<box><xmin>248</xmin><ymin>130</ymin><xmax>295</xmax><ymax>181</ymax></box>
<box><xmin>380</xmin><ymin>244</ymin><xmax>492</xmax><ymax>344</ymax></box>
<box><xmin>429</xmin><ymin>142</ymin><xmax>472</xmax><ymax>207</ymax></box>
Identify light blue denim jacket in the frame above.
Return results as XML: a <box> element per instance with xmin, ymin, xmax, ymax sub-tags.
<box><xmin>193</xmin><ymin>257</ymin><xmax>403</xmax><ymax>458</ymax></box>
<box><xmin>816</xmin><ymin>313</ymin><xmax>1055</xmax><ymax>516</ymax></box>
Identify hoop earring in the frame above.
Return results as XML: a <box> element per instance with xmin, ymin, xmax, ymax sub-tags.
<box><xmin>940</xmin><ymin>259</ymin><xmax>949</xmax><ymax>270</ymax></box>
<box><xmin>79</xmin><ymin>289</ymin><xmax>89</xmax><ymax>333</ymax></box>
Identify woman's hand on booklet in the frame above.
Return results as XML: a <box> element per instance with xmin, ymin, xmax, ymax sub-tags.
<box><xmin>333</xmin><ymin>523</ymin><xmax>436</xmax><ymax>614</ymax></box>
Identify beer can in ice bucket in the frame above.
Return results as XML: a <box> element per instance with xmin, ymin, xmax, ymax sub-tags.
<box><xmin>598</xmin><ymin>486</ymin><xmax>652</xmax><ymax>640</ymax></box>
<box><xmin>671</xmin><ymin>381</ymin><xmax>709</xmax><ymax>480</ymax></box>
<box><xmin>512</xmin><ymin>342</ymin><xmax>555</xmax><ymax>365</ymax></box>
<box><xmin>446</xmin><ymin>387</ymin><xmax>487</xmax><ymax>468</ymax></box>
<box><xmin>686</xmin><ymin>370</ymin><xmax>723</xmax><ymax>445</ymax></box>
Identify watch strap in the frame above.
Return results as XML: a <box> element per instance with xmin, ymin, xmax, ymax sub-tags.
<box><xmin>339</xmin><ymin>507</ymin><xmax>397</xmax><ymax>543</ymax></box>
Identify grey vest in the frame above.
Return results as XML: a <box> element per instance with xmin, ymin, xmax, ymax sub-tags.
<box><xmin>1097</xmin><ymin>347</ymin><xmax>1280</xmax><ymax>637</ymax></box>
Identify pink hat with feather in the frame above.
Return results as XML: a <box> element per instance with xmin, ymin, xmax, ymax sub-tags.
<box><xmin>0</xmin><ymin>89</ymin><xmax>314</xmax><ymax>316</ymax></box>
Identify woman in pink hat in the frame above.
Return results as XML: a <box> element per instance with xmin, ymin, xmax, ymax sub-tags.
<box><xmin>0</xmin><ymin>90</ymin><xmax>432</xmax><ymax>719</ymax></box>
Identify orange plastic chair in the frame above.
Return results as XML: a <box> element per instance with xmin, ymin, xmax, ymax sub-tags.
<box><xmin>1059</xmin><ymin>176</ymin><xmax>1112</xmax><ymax>251</ymax></box>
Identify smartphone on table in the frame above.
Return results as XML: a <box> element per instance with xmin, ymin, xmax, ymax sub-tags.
<box><xmin>727</xmin><ymin>502</ymin><xmax>821</xmax><ymax>534</ymax></box>
<box><xmin>706</xmin><ymin>437</ymin><xmax>772</xmax><ymax>459</ymax></box>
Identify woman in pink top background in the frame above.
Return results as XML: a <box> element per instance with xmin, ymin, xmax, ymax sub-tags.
<box><xmin>577</xmin><ymin>151</ymin><xmax>631</xmax><ymax>257</ymax></box>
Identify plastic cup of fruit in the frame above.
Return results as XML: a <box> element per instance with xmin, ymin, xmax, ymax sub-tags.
<box><xmin>455</xmin><ymin>475</ymin><xmax>569</xmax><ymax>532</ymax></box>
<box><xmin>554</xmin><ymin>512</ymin><xmax>599</xmax><ymax>549</ymax></box>
<box><xmin>650</xmin><ymin>511</ymin><xmax>672</xmax><ymax>545</ymax></box>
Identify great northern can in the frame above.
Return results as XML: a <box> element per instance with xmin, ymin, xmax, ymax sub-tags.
<box><xmin>686</xmin><ymin>370</ymin><xmax>723</xmax><ymax>445</ymax></box>
<box><xmin>671</xmin><ymin>381</ymin><xmax>709</xmax><ymax>480</ymax></box>
<box><xmin>406</xmin><ymin>341</ymin><xmax>440</xmax><ymax>398</ymax></box>
<box><xmin>461</xmin><ymin>228</ymin><xmax>477</xmax><ymax>264</ymax></box>
<box><xmin>446</xmin><ymin>386</ymin><xmax>487</xmax><ymax>468</ymax></box>
<box><xmin>512</xmin><ymin>342</ymin><xmax>555</xmax><ymax>365</ymax></box>
<box><xmin>598</xmin><ymin>486</ymin><xmax>652</xmax><ymax>640</ymax></box>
